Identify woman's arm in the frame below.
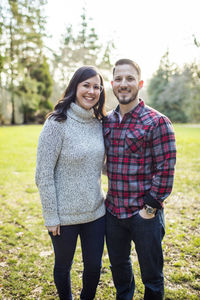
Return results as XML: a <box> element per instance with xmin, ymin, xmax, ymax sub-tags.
<box><xmin>35</xmin><ymin>118</ymin><xmax>64</xmax><ymax>227</ymax></box>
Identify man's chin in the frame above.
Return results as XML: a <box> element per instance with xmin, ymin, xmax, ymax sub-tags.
<box><xmin>118</xmin><ymin>98</ymin><xmax>133</xmax><ymax>105</ymax></box>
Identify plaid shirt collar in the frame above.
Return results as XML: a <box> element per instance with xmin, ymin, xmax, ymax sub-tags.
<box><xmin>113</xmin><ymin>99</ymin><xmax>145</xmax><ymax>121</ymax></box>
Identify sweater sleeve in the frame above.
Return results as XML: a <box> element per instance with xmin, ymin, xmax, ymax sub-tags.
<box><xmin>35</xmin><ymin>118</ymin><xmax>64</xmax><ymax>226</ymax></box>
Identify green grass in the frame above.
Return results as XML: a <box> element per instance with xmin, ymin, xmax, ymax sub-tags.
<box><xmin>0</xmin><ymin>124</ymin><xmax>200</xmax><ymax>299</ymax></box>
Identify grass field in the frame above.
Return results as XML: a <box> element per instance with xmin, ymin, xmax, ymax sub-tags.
<box><xmin>0</xmin><ymin>124</ymin><xmax>200</xmax><ymax>300</ymax></box>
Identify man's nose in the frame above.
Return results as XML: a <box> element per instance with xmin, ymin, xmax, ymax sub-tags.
<box><xmin>120</xmin><ymin>78</ymin><xmax>128</xmax><ymax>87</ymax></box>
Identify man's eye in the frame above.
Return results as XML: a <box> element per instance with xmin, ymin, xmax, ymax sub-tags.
<box><xmin>127</xmin><ymin>77</ymin><xmax>135</xmax><ymax>81</ymax></box>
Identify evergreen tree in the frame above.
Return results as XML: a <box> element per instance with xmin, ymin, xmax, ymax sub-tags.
<box><xmin>147</xmin><ymin>50</ymin><xmax>200</xmax><ymax>123</ymax></box>
<box><xmin>193</xmin><ymin>34</ymin><xmax>200</xmax><ymax>48</ymax></box>
<box><xmin>54</xmin><ymin>8</ymin><xmax>114</xmax><ymax>90</ymax></box>
<box><xmin>147</xmin><ymin>50</ymin><xmax>176</xmax><ymax>113</ymax></box>
<box><xmin>30</xmin><ymin>58</ymin><xmax>53</xmax><ymax>122</ymax></box>
<box><xmin>191</xmin><ymin>35</ymin><xmax>200</xmax><ymax>121</ymax></box>
<box><xmin>155</xmin><ymin>70</ymin><xmax>190</xmax><ymax>122</ymax></box>
<box><xmin>0</xmin><ymin>0</ymin><xmax>52</xmax><ymax>123</ymax></box>
<box><xmin>0</xmin><ymin>3</ymin><xmax>4</xmax><ymax>87</ymax></box>
<box><xmin>186</xmin><ymin>63</ymin><xmax>200</xmax><ymax>122</ymax></box>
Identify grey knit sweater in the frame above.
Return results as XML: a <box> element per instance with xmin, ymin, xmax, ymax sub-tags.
<box><xmin>35</xmin><ymin>102</ymin><xmax>105</xmax><ymax>226</ymax></box>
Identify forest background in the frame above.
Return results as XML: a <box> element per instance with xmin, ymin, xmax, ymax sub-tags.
<box><xmin>0</xmin><ymin>1</ymin><xmax>200</xmax><ymax>299</ymax></box>
<box><xmin>0</xmin><ymin>0</ymin><xmax>200</xmax><ymax>125</ymax></box>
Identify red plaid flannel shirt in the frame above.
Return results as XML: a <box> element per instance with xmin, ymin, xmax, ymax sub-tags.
<box><xmin>103</xmin><ymin>100</ymin><xmax>176</xmax><ymax>219</ymax></box>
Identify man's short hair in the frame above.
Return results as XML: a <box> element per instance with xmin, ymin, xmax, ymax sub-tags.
<box><xmin>113</xmin><ymin>59</ymin><xmax>141</xmax><ymax>80</ymax></box>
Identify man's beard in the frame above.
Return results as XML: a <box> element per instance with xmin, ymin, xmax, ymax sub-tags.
<box><xmin>114</xmin><ymin>88</ymin><xmax>139</xmax><ymax>105</ymax></box>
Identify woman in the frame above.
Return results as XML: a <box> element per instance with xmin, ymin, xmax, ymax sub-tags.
<box><xmin>35</xmin><ymin>66</ymin><xmax>106</xmax><ymax>300</ymax></box>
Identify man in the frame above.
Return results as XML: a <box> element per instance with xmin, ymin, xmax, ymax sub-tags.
<box><xmin>103</xmin><ymin>59</ymin><xmax>176</xmax><ymax>300</ymax></box>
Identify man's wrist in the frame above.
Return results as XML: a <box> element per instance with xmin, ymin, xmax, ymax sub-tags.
<box><xmin>144</xmin><ymin>193</ymin><xmax>162</xmax><ymax>209</ymax></box>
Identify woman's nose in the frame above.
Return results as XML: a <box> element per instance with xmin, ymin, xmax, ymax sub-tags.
<box><xmin>87</xmin><ymin>86</ymin><xmax>95</xmax><ymax>93</ymax></box>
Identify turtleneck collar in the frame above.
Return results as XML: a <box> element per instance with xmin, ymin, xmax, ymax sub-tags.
<box><xmin>67</xmin><ymin>102</ymin><xmax>95</xmax><ymax>123</ymax></box>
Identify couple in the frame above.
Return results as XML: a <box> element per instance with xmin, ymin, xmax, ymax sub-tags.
<box><xmin>35</xmin><ymin>59</ymin><xmax>176</xmax><ymax>300</ymax></box>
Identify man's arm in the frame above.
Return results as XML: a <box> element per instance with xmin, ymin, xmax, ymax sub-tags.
<box><xmin>144</xmin><ymin>116</ymin><xmax>176</xmax><ymax>208</ymax></box>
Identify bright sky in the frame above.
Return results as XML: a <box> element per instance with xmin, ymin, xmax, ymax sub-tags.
<box><xmin>45</xmin><ymin>0</ymin><xmax>200</xmax><ymax>82</ymax></box>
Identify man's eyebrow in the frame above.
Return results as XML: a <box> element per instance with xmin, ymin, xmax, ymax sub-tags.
<box><xmin>114</xmin><ymin>74</ymin><xmax>135</xmax><ymax>78</ymax></box>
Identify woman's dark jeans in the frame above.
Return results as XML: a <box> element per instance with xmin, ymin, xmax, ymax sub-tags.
<box><xmin>106</xmin><ymin>210</ymin><xmax>165</xmax><ymax>300</ymax></box>
<box><xmin>49</xmin><ymin>216</ymin><xmax>105</xmax><ymax>300</ymax></box>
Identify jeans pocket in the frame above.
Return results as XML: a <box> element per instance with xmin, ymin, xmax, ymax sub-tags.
<box><xmin>138</xmin><ymin>210</ymin><xmax>158</xmax><ymax>221</ymax></box>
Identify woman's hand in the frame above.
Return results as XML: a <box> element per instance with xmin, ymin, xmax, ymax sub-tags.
<box><xmin>46</xmin><ymin>225</ymin><xmax>60</xmax><ymax>236</ymax></box>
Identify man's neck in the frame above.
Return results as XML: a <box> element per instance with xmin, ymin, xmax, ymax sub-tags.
<box><xmin>119</xmin><ymin>98</ymin><xmax>139</xmax><ymax>118</ymax></box>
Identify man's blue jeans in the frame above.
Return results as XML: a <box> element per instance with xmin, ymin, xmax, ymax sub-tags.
<box><xmin>106</xmin><ymin>210</ymin><xmax>165</xmax><ymax>300</ymax></box>
<box><xmin>49</xmin><ymin>216</ymin><xmax>105</xmax><ymax>300</ymax></box>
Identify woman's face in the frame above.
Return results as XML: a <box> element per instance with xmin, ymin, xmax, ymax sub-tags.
<box><xmin>75</xmin><ymin>75</ymin><xmax>103</xmax><ymax>110</ymax></box>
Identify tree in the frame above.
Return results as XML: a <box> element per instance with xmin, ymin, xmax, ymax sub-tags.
<box><xmin>186</xmin><ymin>63</ymin><xmax>200</xmax><ymax>122</ymax></box>
<box><xmin>193</xmin><ymin>34</ymin><xmax>200</xmax><ymax>48</ymax></box>
<box><xmin>53</xmin><ymin>8</ymin><xmax>114</xmax><ymax>90</ymax></box>
<box><xmin>17</xmin><ymin>76</ymin><xmax>40</xmax><ymax>123</ymax></box>
<box><xmin>148</xmin><ymin>51</ymin><xmax>192</xmax><ymax>122</ymax></box>
<box><xmin>148</xmin><ymin>51</ymin><xmax>200</xmax><ymax>123</ymax></box>
<box><xmin>190</xmin><ymin>35</ymin><xmax>200</xmax><ymax>121</ymax></box>
<box><xmin>0</xmin><ymin>3</ymin><xmax>4</xmax><ymax>87</ymax></box>
<box><xmin>147</xmin><ymin>50</ymin><xmax>177</xmax><ymax>113</ymax></box>
<box><xmin>155</xmin><ymin>70</ymin><xmax>190</xmax><ymax>122</ymax></box>
<box><xmin>30</xmin><ymin>58</ymin><xmax>53</xmax><ymax>122</ymax></box>
<box><xmin>0</xmin><ymin>0</ymin><xmax>52</xmax><ymax>123</ymax></box>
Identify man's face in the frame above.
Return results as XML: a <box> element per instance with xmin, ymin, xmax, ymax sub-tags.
<box><xmin>112</xmin><ymin>64</ymin><xmax>140</xmax><ymax>105</ymax></box>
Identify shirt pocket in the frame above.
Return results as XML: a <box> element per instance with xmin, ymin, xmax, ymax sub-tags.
<box><xmin>125</xmin><ymin>128</ymin><xmax>145</xmax><ymax>156</ymax></box>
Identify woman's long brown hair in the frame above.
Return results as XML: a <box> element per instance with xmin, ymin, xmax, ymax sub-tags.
<box><xmin>47</xmin><ymin>66</ymin><xmax>106</xmax><ymax>122</ymax></box>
